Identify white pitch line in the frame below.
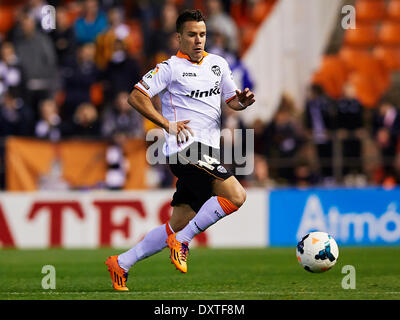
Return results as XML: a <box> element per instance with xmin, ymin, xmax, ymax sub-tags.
<box><xmin>2</xmin><ymin>291</ymin><xmax>400</xmax><ymax>295</ymax></box>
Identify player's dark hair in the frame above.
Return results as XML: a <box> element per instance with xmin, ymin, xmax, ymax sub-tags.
<box><xmin>176</xmin><ymin>9</ymin><xmax>205</xmax><ymax>34</ymax></box>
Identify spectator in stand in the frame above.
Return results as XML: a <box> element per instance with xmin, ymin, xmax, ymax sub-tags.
<box><xmin>104</xmin><ymin>140</ymin><xmax>129</xmax><ymax>190</ymax></box>
<box><xmin>207</xmin><ymin>30</ymin><xmax>235</xmax><ymax>65</ymax></box>
<box><xmin>0</xmin><ymin>89</ymin><xmax>34</xmax><ymax>137</ymax></box>
<box><xmin>136</xmin><ymin>0</ymin><xmax>165</xmax><ymax>59</ymax></box>
<box><xmin>148</xmin><ymin>2</ymin><xmax>179</xmax><ymax>64</ymax></box>
<box><xmin>250</xmin><ymin>153</ymin><xmax>273</xmax><ymax>188</ymax></box>
<box><xmin>206</xmin><ymin>0</ymin><xmax>239</xmax><ymax>54</ymax></box>
<box><xmin>336</xmin><ymin>82</ymin><xmax>366</xmax><ymax>180</ymax></box>
<box><xmin>95</xmin><ymin>6</ymin><xmax>131</xmax><ymax>70</ymax></box>
<box><xmin>62</xmin><ymin>101</ymin><xmax>101</xmax><ymax>138</ymax></box>
<box><xmin>74</xmin><ymin>0</ymin><xmax>108</xmax><ymax>44</ymax></box>
<box><xmin>0</xmin><ymin>42</ymin><xmax>24</xmax><ymax>100</ymax></box>
<box><xmin>61</xmin><ymin>42</ymin><xmax>100</xmax><ymax>120</ymax></box>
<box><xmin>49</xmin><ymin>5</ymin><xmax>77</xmax><ymax>68</ymax></box>
<box><xmin>98</xmin><ymin>0</ymin><xmax>127</xmax><ymax>12</ymax></box>
<box><xmin>103</xmin><ymin>39</ymin><xmax>141</xmax><ymax>103</ymax></box>
<box><xmin>101</xmin><ymin>91</ymin><xmax>142</xmax><ymax>190</ymax></box>
<box><xmin>293</xmin><ymin>161</ymin><xmax>319</xmax><ymax>187</ymax></box>
<box><xmin>253</xmin><ymin>117</ymin><xmax>269</xmax><ymax>157</ymax></box>
<box><xmin>27</xmin><ymin>0</ymin><xmax>49</xmax><ymax>28</ymax></box>
<box><xmin>372</xmin><ymin>99</ymin><xmax>400</xmax><ymax>183</ymax></box>
<box><xmin>101</xmin><ymin>91</ymin><xmax>144</xmax><ymax>140</ymax></box>
<box><xmin>207</xmin><ymin>30</ymin><xmax>253</xmax><ymax>91</ymax></box>
<box><xmin>221</xmin><ymin>104</ymin><xmax>248</xmax><ymax>182</ymax></box>
<box><xmin>13</xmin><ymin>10</ymin><xmax>57</xmax><ymax>117</ymax></box>
<box><xmin>304</xmin><ymin>84</ymin><xmax>336</xmax><ymax>183</ymax></box>
<box><xmin>264</xmin><ymin>96</ymin><xmax>305</xmax><ymax>184</ymax></box>
<box><xmin>34</xmin><ymin>98</ymin><xmax>62</xmax><ymax>142</ymax></box>
<box><xmin>149</xmin><ymin>30</ymin><xmax>181</xmax><ymax>66</ymax></box>
<box><xmin>231</xmin><ymin>53</ymin><xmax>254</xmax><ymax>92</ymax></box>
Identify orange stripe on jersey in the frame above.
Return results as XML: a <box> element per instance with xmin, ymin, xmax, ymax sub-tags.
<box><xmin>166</xmin><ymin>223</ymin><xmax>174</xmax><ymax>236</ymax></box>
<box><xmin>134</xmin><ymin>85</ymin><xmax>150</xmax><ymax>98</ymax></box>
<box><xmin>225</xmin><ymin>95</ymin><xmax>236</xmax><ymax>104</ymax></box>
<box><xmin>176</xmin><ymin>50</ymin><xmax>208</xmax><ymax>65</ymax></box>
<box><xmin>217</xmin><ymin>196</ymin><xmax>238</xmax><ymax>215</ymax></box>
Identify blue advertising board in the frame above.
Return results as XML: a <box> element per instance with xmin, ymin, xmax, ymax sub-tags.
<box><xmin>269</xmin><ymin>188</ymin><xmax>400</xmax><ymax>246</ymax></box>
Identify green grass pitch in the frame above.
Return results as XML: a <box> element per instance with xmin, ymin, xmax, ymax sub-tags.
<box><xmin>0</xmin><ymin>247</ymin><xmax>399</xmax><ymax>300</ymax></box>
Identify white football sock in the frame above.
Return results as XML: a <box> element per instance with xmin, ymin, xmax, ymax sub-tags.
<box><xmin>175</xmin><ymin>196</ymin><xmax>234</xmax><ymax>244</ymax></box>
<box><xmin>118</xmin><ymin>222</ymin><xmax>174</xmax><ymax>272</ymax></box>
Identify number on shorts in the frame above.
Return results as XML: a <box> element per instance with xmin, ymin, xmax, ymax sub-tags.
<box><xmin>197</xmin><ymin>154</ymin><xmax>220</xmax><ymax>170</ymax></box>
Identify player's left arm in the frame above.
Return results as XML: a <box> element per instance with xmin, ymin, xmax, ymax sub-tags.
<box><xmin>227</xmin><ymin>88</ymin><xmax>255</xmax><ymax>111</ymax></box>
<box><xmin>220</xmin><ymin>58</ymin><xmax>255</xmax><ymax>111</ymax></box>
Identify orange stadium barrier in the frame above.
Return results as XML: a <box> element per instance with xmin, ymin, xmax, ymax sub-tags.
<box><xmin>5</xmin><ymin>137</ymin><xmax>148</xmax><ymax>191</ymax></box>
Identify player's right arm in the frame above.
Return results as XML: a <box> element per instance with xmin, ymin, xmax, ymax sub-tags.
<box><xmin>128</xmin><ymin>89</ymin><xmax>192</xmax><ymax>141</ymax></box>
<box><xmin>127</xmin><ymin>62</ymin><xmax>193</xmax><ymax>141</ymax></box>
<box><xmin>128</xmin><ymin>89</ymin><xmax>169</xmax><ymax>131</ymax></box>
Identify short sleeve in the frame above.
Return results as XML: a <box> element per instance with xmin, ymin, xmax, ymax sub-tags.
<box><xmin>220</xmin><ymin>58</ymin><xmax>238</xmax><ymax>104</ymax></box>
<box><xmin>134</xmin><ymin>61</ymin><xmax>172</xmax><ymax>98</ymax></box>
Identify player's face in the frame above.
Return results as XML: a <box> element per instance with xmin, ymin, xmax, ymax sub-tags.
<box><xmin>178</xmin><ymin>20</ymin><xmax>207</xmax><ymax>62</ymax></box>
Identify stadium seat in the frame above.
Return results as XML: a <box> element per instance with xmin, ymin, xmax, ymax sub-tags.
<box><xmin>339</xmin><ymin>47</ymin><xmax>390</xmax><ymax>94</ymax></box>
<box><xmin>193</xmin><ymin>0</ymin><xmax>206</xmax><ymax>14</ymax></box>
<box><xmin>343</xmin><ymin>23</ymin><xmax>379</xmax><ymax>47</ymax></box>
<box><xmin>230</xmin><ymin>0</ymin><xmax>249</xmax><ymax>27</ymax></box>
<box><xmin>66</xmin><ymin>1</ymin><xmax>83</xmax><ymax>25</ymax></box>
<box><xmin>239</xmin><ymin>23</ymin><xmax>258</xmax><ymax>56</ymax></box>
<box><xmin>90</xmin><ymin>83</ymin><xmax>104</xmax><ymax>106</ymax></box>
<box><xmin>312</xmin><ymin>55</ymin><xmax>348</xmax><ymax>99</ymax></box>
<box><xmin>347</xmin><ymin>72</ymin><xmax>382</xmax><ymax>107</ymax></box>
<box><xmin>251</xmin><ymin>0</ymin><xmax>277</xmax><ymax>26</ymax></box>
<box><xmin>355</xmin><ymin>0</ymin><xmax>386</xmax><ymax>23</ymax></box>
<box><xmin>339</xmin><ymin>46</ymin><xmax>370</xmax><ymax>66</ymax></box>
<box><xmin>0</xmin><ymin>5</ymin><xmax>15</xmax><ymax>34</ymax></box>
<box><xmin>373</xmin><ymin>45</ymin><xmax>400</xmax><ymax>71</ymax></box>
<box><xmin>126</xmin><ymin>19</ymin><xmax>144</xmax><ymax>55</ymax></box>
<box><xmin>378</xmin><ymin>21</ymin><xmax>400</xmax><ymax>45</ymax></box>
<box><xmin>387</xmin><ymin>0</ymin><xmax>400</xmax><ymax>21</ymax></box>
<box><xmin>54</xmin><ymin>90</ymin><xmax>66</xmax><ymax>107</ymax></box>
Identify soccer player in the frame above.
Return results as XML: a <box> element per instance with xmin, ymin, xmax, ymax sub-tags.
<box><xmin>105</xmin><ymin>9</ymin><xmax>255</xmax><ymax>291</ymax></box>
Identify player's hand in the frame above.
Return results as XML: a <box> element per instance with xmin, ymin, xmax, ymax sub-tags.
<box><xmin>168</xmin><ymin>120</ymin><xmax>194</xmax><ymax>144</ymax></box>
<box><xmin>235</xmin><ymin>88</ymin><xmax>255</xmax><ymax>109</ymax></box>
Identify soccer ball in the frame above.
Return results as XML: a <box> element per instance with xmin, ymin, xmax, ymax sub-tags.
<box><xmin>296</xmin><ymin>231</ymin><xmax>339</xmax><ymax>273</ymax></box>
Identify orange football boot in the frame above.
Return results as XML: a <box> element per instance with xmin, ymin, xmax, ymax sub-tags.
<box><xmin>105</xmin><ymin>255</ymin><xmax>129</xmax><ymax>291</ymax></box>
<box><xmin>166</xmin><ymin>233</ymin><xmax>189</xmax><ymax>273</ymax></box>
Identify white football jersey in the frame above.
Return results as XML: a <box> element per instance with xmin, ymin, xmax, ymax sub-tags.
<box><xmin>134</xmin><ymin>51</ymin><xmax>238</xmax><ymax>156</ymax></box>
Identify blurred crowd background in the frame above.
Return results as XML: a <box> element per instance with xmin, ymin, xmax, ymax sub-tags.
<box><xmin>1</xmin><ymin>0</ymin><xmax>400</xmax><ymax>191</ymax></box>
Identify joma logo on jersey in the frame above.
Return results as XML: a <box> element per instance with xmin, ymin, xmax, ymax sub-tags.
<box><xmin>186</xmin><ymin>87</ymin><xmax>221</xmax><ymax>98</ymax></box>
<box><xmin>182</xmin><ymin>72</ymin><xmax>197</xmax><ymax>77</ymax></box>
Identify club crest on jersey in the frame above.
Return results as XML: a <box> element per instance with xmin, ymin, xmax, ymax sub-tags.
<box><xmin>186</xmin><ymin>87</ymin><xmax>221</xmax><ymax>99</ymax></box>
<box><xmin>211</xmin><ymin>65</ymin><xmax>221</xmax><ymax>76</ymax></box>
